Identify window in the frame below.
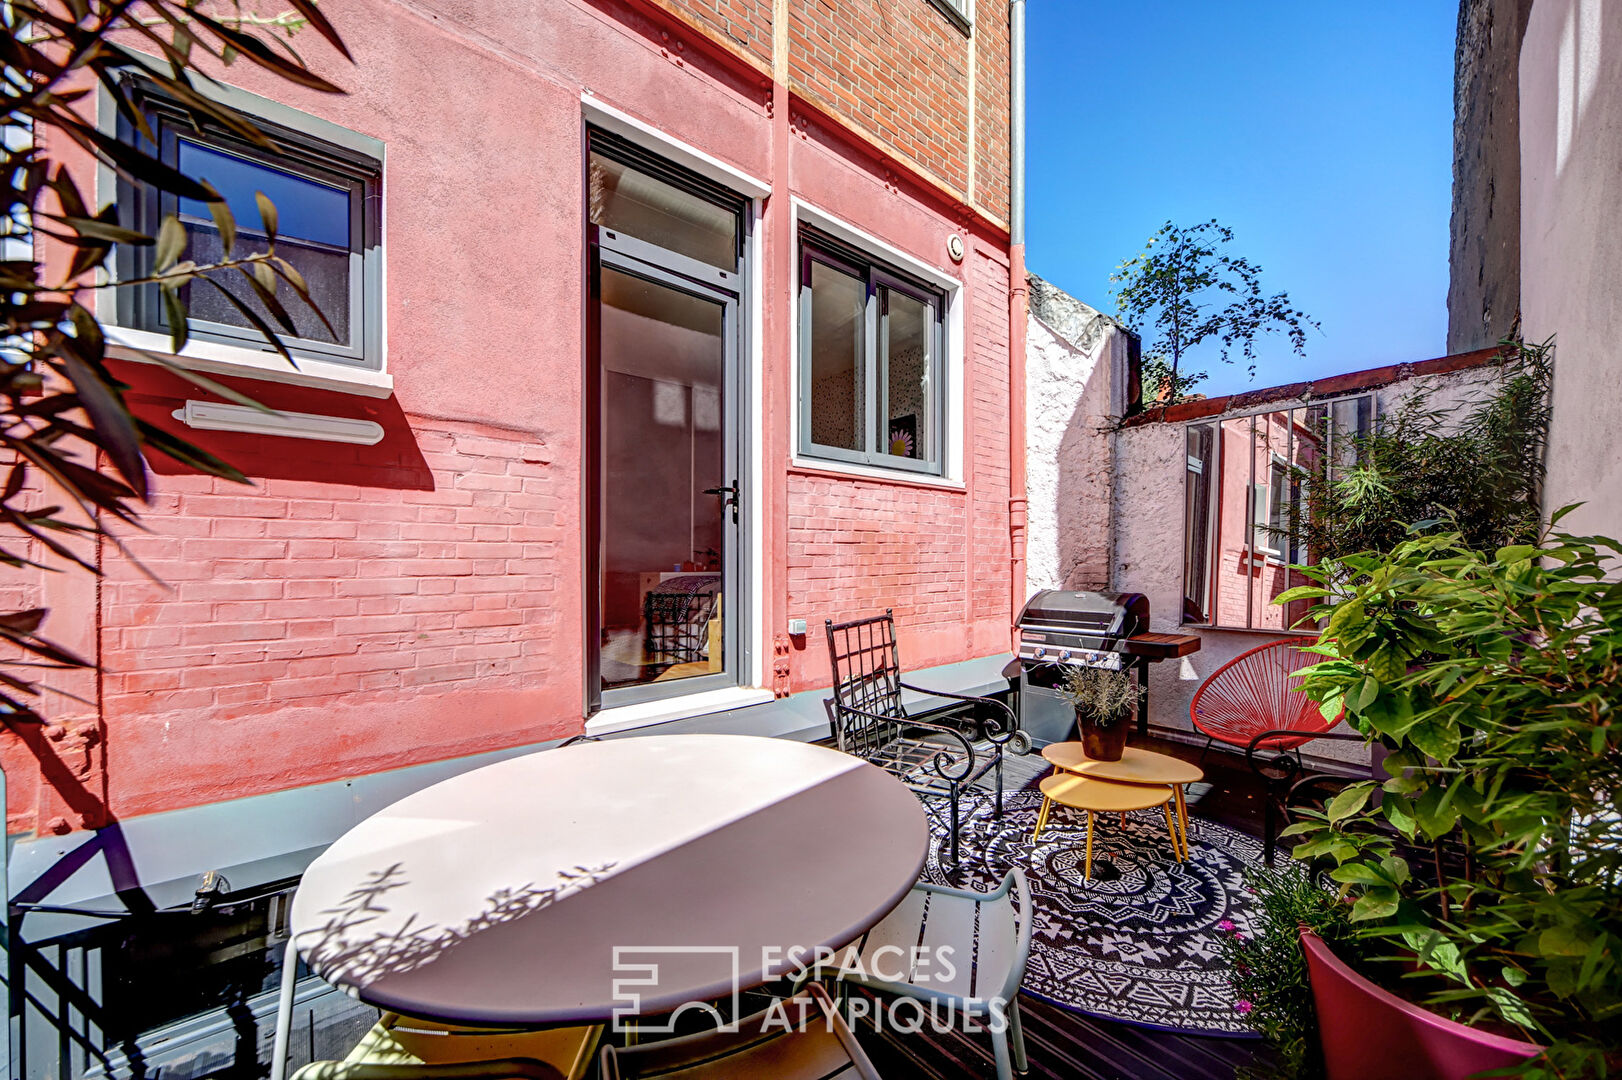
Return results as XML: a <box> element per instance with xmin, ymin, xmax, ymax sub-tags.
<box><xmin>798</xmin><ymin>230</ymin><xmax>946</xmax><ymax>476</ymax></box>
<box><xmin>927</xmin><ymin>0</ymin><xmax>974</xmax><ymax>34</ymax></box>
<box><xmin>1182</xmin><ymin>396</ymin><xmax>1372</xmax><ymax>630</ymax></box>
<box><xmin>116</xmin><ymin>81</ymin><xmax>382</xmax><ymax>369</ymax></box>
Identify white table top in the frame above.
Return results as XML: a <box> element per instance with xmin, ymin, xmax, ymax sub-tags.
<box><xmin>290</xmin><ymin>734</ymin><xmax>928</xmax><ymax>1026</ymax></box>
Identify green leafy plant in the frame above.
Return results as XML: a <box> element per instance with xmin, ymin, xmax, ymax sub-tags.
<box><xmin>1294</xmin><ymin>336</ymin><xmax>1551</xmax><ymax>569</ymax></box>
<box><xmin>1054</xmin><ymin>665</ymin><xmax>1139</xmax><ymax>729</ymax></box>
<box><xmin>1</xmin><ymin>2</ymin><xmax>352</xmax><ymax>719</ymax></box>
<box><xmin>1111</xmin><ymin>219</ymin><xmax>1318</xmax><ymax>403</ymax></box>
<box><xmin>1274</xmin><ymin>516</ymin><xmax>1622</xmax><ymax>1076</ymax></box>
<box><xmin>1217</xmin><ymin>867</ymin><xmax>1363</xmax><ymax>1080</ymax></box>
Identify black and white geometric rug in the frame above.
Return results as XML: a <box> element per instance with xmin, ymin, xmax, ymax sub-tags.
<box><xmin>921</xmin><ymin>784</ymin><xmax>1275</xmax><ymax>1035</ymax></box>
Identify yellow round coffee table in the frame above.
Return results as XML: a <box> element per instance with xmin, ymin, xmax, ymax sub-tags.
<box><xmin>1031</xmin><ymin>773</ymin><xmax>1181</xmax><ymax>882</ymax></box>
<box><xmin>1041</xmin><ymin>742</ymin><xmax>1203</xmax><ymax>855</ymax></box>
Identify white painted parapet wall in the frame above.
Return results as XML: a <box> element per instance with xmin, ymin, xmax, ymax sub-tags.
<box><xmin>1023</xmin><ymin>275</ymin><xmax>1131</xmax><ymax>594</ymax></box>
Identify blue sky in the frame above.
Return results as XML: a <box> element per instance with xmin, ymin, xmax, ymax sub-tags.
<box><xmin>1025</xmin><ymin>2</ymin><xmax>1458</xmax><ymax>397</ymax></box>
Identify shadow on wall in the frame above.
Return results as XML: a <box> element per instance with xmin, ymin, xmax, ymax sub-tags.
<box><xmin>1025</xmin><ymin>274</ymin><xmax>1131</xmax><ymax>594</ymax></box>
<box><xmin>1054</xmin><ymin>367</ymin><xmax>1115</xmax><ymax>592</ymax></box>
<box><xmin>121</xmin><ymin>363</ymin><xmax>434</xmax><ymax>491</ymax></box>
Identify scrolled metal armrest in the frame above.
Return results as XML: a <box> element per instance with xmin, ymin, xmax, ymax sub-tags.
<box><xmin>897</xmin><ymin>681</ymin><xmax>1020</xmax><ymax>746</ymax></box>
<box><xmin>826</xmin><ymin>699</ymin><xmax>978</xmax><ymax>783</ymax></box>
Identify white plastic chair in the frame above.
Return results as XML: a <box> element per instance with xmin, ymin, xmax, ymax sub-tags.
<box><xmin>832</xmin><ymin>868</ymin><xmax>1032</xmax><ymax>1080</ymax></box>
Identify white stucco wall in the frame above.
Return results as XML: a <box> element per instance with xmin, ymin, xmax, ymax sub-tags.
<box><xmin>1520</xmin><ymin>0</ymin><xmax>1622</xmax><ymax>551</ymax></box>
<box><xmin>1024</xmin><ymin>311</ymin><xmax>1128</xmax><ymax>593</ymax></box>
<box><xmin>1111</xmin><ymin>363</ymin><xmax>1506</xmax><ymax>768</ymax></box>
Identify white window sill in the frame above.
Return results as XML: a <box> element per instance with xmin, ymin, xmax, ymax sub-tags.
<box><xmin>106</xmin><ymin>327</ymin><xmax>394</xmax><ymax>399</ymax></box>
<box><xmin>586</xmin><ymin>686</ymin><xmax>776</xmax><ymax>736</ymax></box>
<box><xmin>790</xmin><ymin>456</ymin><xmax>965</xmax><ymax>490</ymax></box>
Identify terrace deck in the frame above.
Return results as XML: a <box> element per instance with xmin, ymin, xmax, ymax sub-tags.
<box><xmin>856</xmin><ymin>736</ymin><xmax>1279</xmax><ymax>1080</ymax></box>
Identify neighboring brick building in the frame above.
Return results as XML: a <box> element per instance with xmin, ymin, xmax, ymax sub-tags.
<box><xmin>6</xmin><ymin>2</ymin><xmax>1022</xmax><ymax>1074</ymax></box>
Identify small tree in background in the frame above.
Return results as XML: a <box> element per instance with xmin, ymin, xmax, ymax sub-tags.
<box><xmin>1111</xmin><ymin>219</ymin><xmax>1318</xmax><ymax>403</ymax></box>
<box><xmin>1</xmin><ymin>2</ymin><xmax>352</xmax><ymax>720</ymax></box>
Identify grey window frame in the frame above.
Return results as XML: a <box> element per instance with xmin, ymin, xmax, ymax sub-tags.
<box><xmin>797</xmin><ymin>230</ymin><xmax>947</xmax><ymax>477</ymax></box>
<box><xmin>114</xmin><ymin>78</ymin><xmax>384</xmax><ymax>370</ymax></box>
<box><xmin>584</xmin><ymin>127</ymin><xmax>752</xmax><ymax>716</ymax></box>
<box><xmin>1181</xmin><ymin>393</ymin><xmax>1375</xmax><ymax>631</ymax></box>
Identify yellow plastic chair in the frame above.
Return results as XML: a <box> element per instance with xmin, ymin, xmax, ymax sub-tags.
<box><xmin>291</xmin><ymin>1012</ymin><xmax>602</xmax><ymax>1080</ymax></box>
<box><xmin>599</xmin><ymin>983</ymin><xmax>881</xmax><ymax>1080</ymax></box>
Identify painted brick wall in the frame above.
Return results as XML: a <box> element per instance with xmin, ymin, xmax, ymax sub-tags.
<box><xmin>970</xmin><ymin>248</ymin><xmax>1012</xmax><ymax>619</ymax></box>
<box><xmin>2</xmin><ymin>0</ymin><xmax>1016</xmax><ymax>834</ymax></box>
<box><xmin>787</xmin><ymin>1</ymin><xmax>972</xmax><ymax>196</ymax></box>
<box><xmin>785</xmin><ymin>474</ymin><xmax>970</xmax><ymax>692</ymax></box>
<box><xmin>660</xmin><ymin>0</ymin><xmax>776</xmax><ymax>64</ymax></box>
<box><xmin>82</xmin><ymin>410</ymin><xmax>575</xmax><ymax>822</ymax></box>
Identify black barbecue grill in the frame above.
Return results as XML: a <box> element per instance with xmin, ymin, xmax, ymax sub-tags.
<box><xmin>1015</xmin><ymin>589</ymin><xmax>1149</xmax><ymax>670</ymax></box>
<box><xmin>1011</xmin><ymin>590</ymin><xmax>1198</xmax><ymax>746</ymax></box>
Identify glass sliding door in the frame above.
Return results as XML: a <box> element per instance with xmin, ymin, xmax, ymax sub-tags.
<box><xmin>585</xmin><ymin>132</ymin><xmax>746</xmax><ymax>712</ymax></box>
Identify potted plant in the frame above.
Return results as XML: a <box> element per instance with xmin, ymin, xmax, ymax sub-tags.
<box><xmin>1255</xmin><ymin>517</ymin><xmax>1622</xmax><ymax>1078</ymax></box>
<box><xmin>1056</xmin><ymin>665</ymin><xmax>1139</xmax><ymax>761</ymax></box>
<box><xmin>1221</xmin><ymin>869</ymin><xmax>1544</xmax><ymax>1080</ymax></box>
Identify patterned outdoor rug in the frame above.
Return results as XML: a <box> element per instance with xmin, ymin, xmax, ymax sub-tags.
<box><xmin>920</xmin><ymin>784</ymin><xmax>1275</xmax><ymax>1035</ymax></box>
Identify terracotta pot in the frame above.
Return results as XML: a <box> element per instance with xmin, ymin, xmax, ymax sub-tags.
<box><xmin>1077</xmin><ymin>711</ymin><xmax>1129</xmax><ymax>761</ymax></box>
<box><xmin>1299</xmin><ymin>930</ymin><xmax>1542</xmax><ymax>1080</ymax></box>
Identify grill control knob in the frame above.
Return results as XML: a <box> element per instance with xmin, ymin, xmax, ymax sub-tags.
<box><xmin>1034</xmin><ymin>647</ymin><xmax>1047</xmax><ymax>659</ymax></box>
<box><xmin>1059</xmin><ymin>650</ymin><xmax>1073</xmax><ymax>662</ymax></box>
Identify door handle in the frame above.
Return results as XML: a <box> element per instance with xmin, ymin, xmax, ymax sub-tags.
<box><xmin>703</xmin><ymin>482</ymin><xmax>740</xmax><ymax>525</ymax></box>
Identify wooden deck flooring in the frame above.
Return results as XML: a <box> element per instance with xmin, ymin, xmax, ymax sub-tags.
<box><xmin>854</xmin><ymin>736</ymin><xmax>1280</xmax><ymax>1080</ymax></box>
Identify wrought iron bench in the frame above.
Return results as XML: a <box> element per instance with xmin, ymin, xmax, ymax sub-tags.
<box><xmin>824</xmin><ymin>611</ymin><xmax>1028</xmax><ymax>868</ymax></box>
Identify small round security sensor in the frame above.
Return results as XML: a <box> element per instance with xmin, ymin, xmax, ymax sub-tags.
<box><xmin>947</xmin><ymin>233</ymin><xmax>965</xmax><ymax>262</ymax></box>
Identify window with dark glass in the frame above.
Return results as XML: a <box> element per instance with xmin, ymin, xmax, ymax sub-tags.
<box><xmin>798</xmin><ymin>231</ymin><xmax>945</xmax><ymax>475</ymax></box>
<box><xmin>117</xmin><ymin>84</ymin><xmax>382</xmax><ymax>368</ymax></box>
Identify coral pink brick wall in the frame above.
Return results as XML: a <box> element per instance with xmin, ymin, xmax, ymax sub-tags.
<box><xmin>970</xmin><ymin>249</ymin><xmax>1013</xmax><ymax>621</ymax></box>
<box><xmin>3</xmin><ymin>0</ymin><xmax>1014</xmax><ymax>834</ymax></box>
<box><xmin>785</xmin><ymin>477</ymin><xmax>971</xmax><ymax>692</ymax></box>
<box><xmin>782</xmin><ymin>103</ymin><xmax>1015</xmax><ymax>690</ymax></box>
<box><xmin>88</xmin><ymin>372</ymin><xmax>578</xmax><ymax>821</ymax></box>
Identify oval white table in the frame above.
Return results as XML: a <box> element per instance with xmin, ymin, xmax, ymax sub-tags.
<box><xmin>271</xmin><ymin>733</ymin><xmax>928</xmax><ymax>1074</ymax></box>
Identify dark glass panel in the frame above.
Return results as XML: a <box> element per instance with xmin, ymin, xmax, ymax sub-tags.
<box><xmin>588</xmin><ymin>151</ymin><xmax>737</xmax><ymax>270</ymax></box>
<box><xmin>598</xmin><ymin>267</ymin><xmax>726</xmax><ymax>691</ymax></box>
<box><xmin>806</xmin><ymin>260</ymin><xmax>866</xmax><ymax>453</ymax></box>
<box><xmin>177</xmin><ymin>139</ymin><xmax>350</xmax><ymax>247</ymax></box>
<box><xmin>184</xmin><ymin>228</ymin><xmax>350</xmax><ymax>345</ymax></box>
<box><xmin>883</xmin><ymin>287</ymin><xmax>933</xmax><ymax>462</ymax></box>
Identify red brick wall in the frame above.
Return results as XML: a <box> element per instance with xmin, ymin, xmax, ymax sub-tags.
<box><xmin>658</xmin><ymin>0</ymin><xmax>776</xmax><ymax>64</ymax></box>
<box><xmin>787</xmin><ymin>1</ymin><xmax>972</xmax><ymax>196</ymax></box>
<box><xmin>636</xmin><ymin>0</ymin><xmax>1012</xmax><ymax>225</ymax></box>
<box><xmin>974</xmin><ymin>8</ymin><xmax>1011</xmax><ymax>220</ymax></box>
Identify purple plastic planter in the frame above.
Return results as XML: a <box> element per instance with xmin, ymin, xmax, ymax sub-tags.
<box><xmin>1300</xmin><ymin>931</ymin><xmax>1543</xmax><ymax>1080</ymax></box>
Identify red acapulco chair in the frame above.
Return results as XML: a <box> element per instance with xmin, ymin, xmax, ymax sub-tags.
<box><xmin>1190</xmin><ymin>636</ymin><xmax>1354</xmax><ymax>864</ymax></box>
<box><xmin>1190</xmin><ymin>636</ymin><xmax>1342</xmax><ymax>753</ymax></box>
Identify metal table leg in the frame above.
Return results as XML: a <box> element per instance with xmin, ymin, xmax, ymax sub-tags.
<box><xmin>269</xmin><ymin>938</ymin><xmax>298</xmax><ymax>1080</ymax></box>
<box><xmin>1136</xmin><ymin>656</ymin><xmax>1150</xmax><ymax>738</ymax></box>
